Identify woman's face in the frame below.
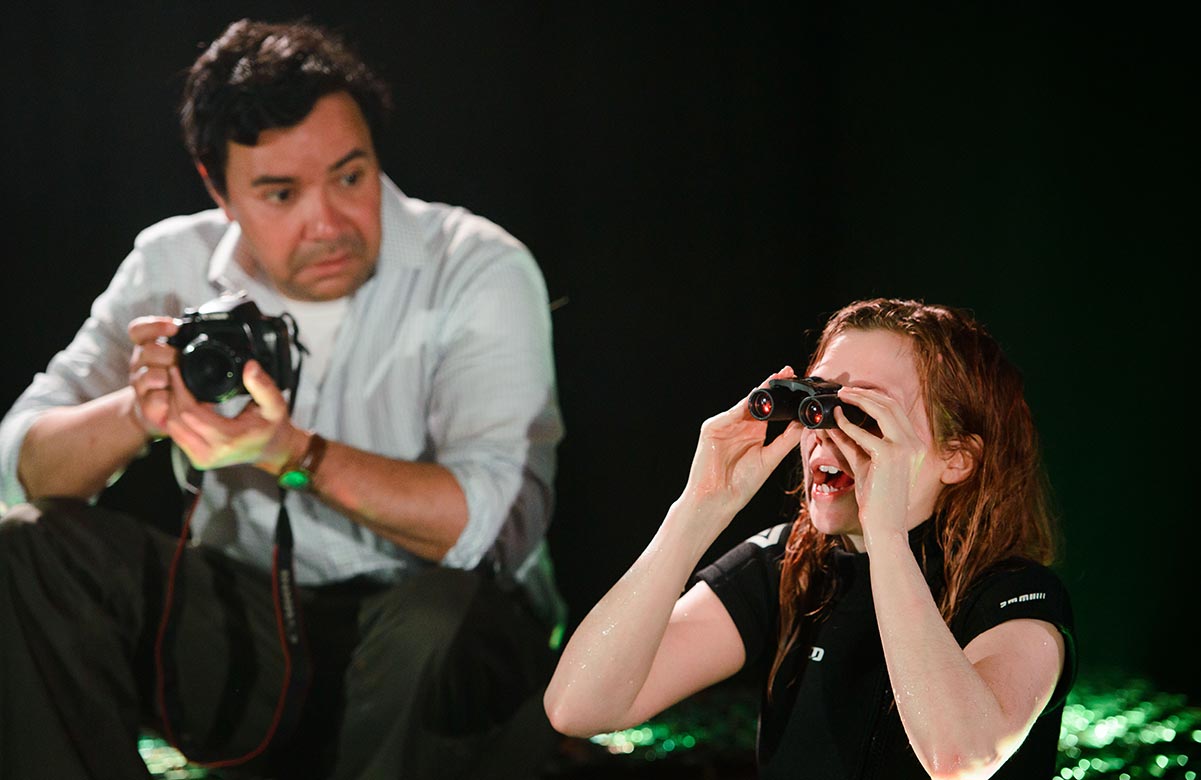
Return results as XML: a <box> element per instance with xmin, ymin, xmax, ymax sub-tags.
<box><xmin>800</xmin><ymin>328</ymin><xmax>946</xmax><ymax>548</ymax></box>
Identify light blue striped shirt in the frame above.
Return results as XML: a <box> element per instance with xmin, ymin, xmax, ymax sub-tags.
<box><xmin>0</xmin><ymin>176</ymin><xmax>564</xmax><ymax>617</ymax></box>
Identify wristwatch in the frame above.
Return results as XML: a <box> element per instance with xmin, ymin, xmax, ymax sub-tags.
<box><xmin>278</xmin><ymin>432</ymin><xmax>328</xmax><ymax>492</ymax></box>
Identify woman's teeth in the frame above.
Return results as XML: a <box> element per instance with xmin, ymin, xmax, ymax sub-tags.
<box><xmin>813</xmin><ymin>464</ymin><xmax>851</xmax><ymax>494</ymax></box>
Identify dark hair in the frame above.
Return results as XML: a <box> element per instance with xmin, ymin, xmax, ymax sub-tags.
<box><xmin>179</xmin><ymin>18</ymin><xmax>392</xmax><ymax>196</ymax></box>
<box><xmin>768</xmin><ymin>298</ymin><xmax>1058</xmax><ymax>695</ymax></box>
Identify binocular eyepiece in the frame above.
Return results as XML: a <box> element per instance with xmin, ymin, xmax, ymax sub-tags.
<box><xmin>747</xmin><ymin>376</ymin><xmax>874</xmax><ymax>429</ymax></box>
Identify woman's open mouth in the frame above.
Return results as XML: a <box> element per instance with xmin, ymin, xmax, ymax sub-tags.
<box><xmin>811</xmin><ymin>463</ymin><xmax>855</xmax><ymax>497</ymax></box>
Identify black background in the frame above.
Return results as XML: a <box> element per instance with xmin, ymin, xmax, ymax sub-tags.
<box><xmin>3</xmin><ymin>4</ymin><xmax>1195</xmax><ymax>701</ymax></box>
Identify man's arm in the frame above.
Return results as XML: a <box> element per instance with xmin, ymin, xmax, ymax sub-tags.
<box><xmin>265</xmin><ymin>422</ymin><xmax>468</xmax><ymax>562</ymax></box>
<box><xmin>166</xmin><ymin>246</ymin><xmax>559</xmax><ymax>565</ymax></box>
<box><xmin>163</xmin><ymin>361</ymin><xmax>467</xmax><ymax>561</ymax></box>
<box><xmin>17</xmin><ymin>388</ymin><xmax>151</xmax><ymax>499</ymax></box>
<box><xmin>15</xmin><ymin>313</ymin><xmax>179</xmax><ymax>500</ymax></box>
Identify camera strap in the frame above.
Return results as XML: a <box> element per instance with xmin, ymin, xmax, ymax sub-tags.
<box><xmin>154</xmin><ymin>313</ymin><xmax>312</xmax><ymax>767</ymax></box>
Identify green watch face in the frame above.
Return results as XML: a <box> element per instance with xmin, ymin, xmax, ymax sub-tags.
<box><xmin>278</xmin><ymin>470</ymin><xmax>312</xmax><ymax>491</ymax></box>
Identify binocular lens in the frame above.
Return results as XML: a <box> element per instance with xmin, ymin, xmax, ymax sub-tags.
<box><xmin>744</xmin><ymin>376</ymin><xmax>876</xmax><ymax>430</ymax></box>
<box><xmin>749</xmin><ymin>391</ymin><xmax>774</xmax><ymax>420</ymax></box>
<box><xmin>800</xmin><ymin>398</ymin><xmax>826</xmax><ymax>427</ymax></box>
<box><xmin>804</xmin><ymin>396</ymin><xmax>871</xmax><ymax>429</ymax></box>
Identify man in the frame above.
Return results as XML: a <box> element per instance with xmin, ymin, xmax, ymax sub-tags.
<box><xmin>0</xmin><ymin>18</ymin><xmax>564</xmax><ymax>780</ymax></box>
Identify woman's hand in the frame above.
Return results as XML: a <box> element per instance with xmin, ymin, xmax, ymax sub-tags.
<box><xmin>679</xmin><ymin>367</ymin><xmax>805</xmax><ymax>522</ymax></box>
<box><xmin>826</xmin><ymin>385</ymin><xmax>938</xmax><ymax>545</ymax></box>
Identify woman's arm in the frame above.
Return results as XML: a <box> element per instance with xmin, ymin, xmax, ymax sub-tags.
<box><xmin>868</xmin><ymin>533</ymin><xmax>1064</xmax><ymax>779</ymax></box>
<box><xmin>832</xmin><ymin>387</ymin><xmax>1066</xmax><ymax>779</ymax></box>
<box><xmin>543</xmin><ymin>500</ymin><xmax>746</xmax><ymax>737</ymax></box>
<box><xmin>544</xmin><ymin>369</ymin><xmax>805</xmax><ymax>737</ymax></box>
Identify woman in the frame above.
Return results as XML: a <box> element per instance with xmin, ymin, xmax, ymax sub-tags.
<box><xmin>544</xmin><ymin>298</ymin><xmax>1075</xmax><ymax>779</ymax></box>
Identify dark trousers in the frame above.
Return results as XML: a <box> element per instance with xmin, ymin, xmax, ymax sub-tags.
<box><xmin>0</xmin><ymin>498</ymin><xmax>559</xmax><ymax>780</ymax></box>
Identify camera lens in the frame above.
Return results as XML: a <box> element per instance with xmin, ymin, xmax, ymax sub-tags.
<box><xmin>179</xmin><ymin>335</ymin><xmax>245</xmax><ymax>403</ymax></box>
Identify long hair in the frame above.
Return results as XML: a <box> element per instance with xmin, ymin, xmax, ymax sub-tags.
<box><xmin>767</xmin><ymin>298</ymin><xmax>1058</xmax><ymax>694</ymax></box>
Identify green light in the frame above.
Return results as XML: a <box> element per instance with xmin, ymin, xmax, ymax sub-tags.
<box><xmin>277</xmin><ymin>470</ymin><xmax>311</xmax><ymax>490</ymax></box>
<box><xmin>548</xmin><ymin>621</ymin><xmax>565</xmax><ymax>651</ymax></box>
<box><xmin>137</xmin><ymin>671</ymin><xmax>1200</xmax><ymax>778</ymax></box>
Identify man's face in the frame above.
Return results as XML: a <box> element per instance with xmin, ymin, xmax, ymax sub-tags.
<box><xmin>212</xmin><ymin>91</ymin><xmax>383</xmax><ymax>301</ymax></box>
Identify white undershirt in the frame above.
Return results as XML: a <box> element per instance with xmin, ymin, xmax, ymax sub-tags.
<box><xmin>282</xmin><ymin>297</ymin><xmax>349</xmax><ymax>393</ymax></box>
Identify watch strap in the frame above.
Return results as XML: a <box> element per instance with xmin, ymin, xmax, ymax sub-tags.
<box><xmin>278</xmin><ymin>431</ymin><xmax>328</xmax><ymax>491</ymax></box>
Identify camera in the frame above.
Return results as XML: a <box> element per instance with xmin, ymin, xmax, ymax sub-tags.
<box><xmin>747</xmin><ymin>376</ymin><xmax>874</xmax><ymax>429</ymax></box>
<box><xmin>167</xmin><ymin>293</ymin><xmax>296</xmax><ymax>403</ymax></box>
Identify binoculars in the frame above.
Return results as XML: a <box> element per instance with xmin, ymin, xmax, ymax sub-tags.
<box><xmin>747</xmin><ymin>376</ymin><xmax>874</xmax><ymax>429</ymax></box>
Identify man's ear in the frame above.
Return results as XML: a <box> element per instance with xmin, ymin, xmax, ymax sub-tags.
<box><xmin>196</xmin><ymin>163</ymin><xmax>233</xmax><ymax>219</ymax></box>
<box><xmin>940</xmin><ymin>434</ymin><xmax>981</xmax><ymax>485</ymax></box>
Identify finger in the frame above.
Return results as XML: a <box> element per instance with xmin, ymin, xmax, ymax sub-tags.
<box><xmin>132</xmin><ymin>340</ymin><xmax>180</xmax><ymax>369</ymax></box>
<box><xmin>134</xmin><ymin>390</ymin><xmax>170</xmax><ymax>437</ymax></box>
<box><xmin>756</xmin><ymin>365</ymin><xmax>797</xmax><ymax>391</ymax></box>
<box><xmin>131</xmin><ymin>364</ymin><xmax>171</xmax><ymax>393</ymax></box>
<box><xmin>163</xmin><ymin>389</ymin><xmax>213</xmax><ymax>464</ymax></box>
<box><xmin>167</xmin><ymin>365</ymin><xmax>203</xmax><ymax>410</ymax></box>
<box><xmin>727</xmin><ymin>365</ymin><xmax>800</xmax><ymax>417</ymax></box>
<box><xmin>825</xmin><ymin>416</ymin><xmax>873</xmax><ymax>479</ymax></box>
<box><xmin>838</xmin><ymin>386</ymin><xmax>917</xmax><ymax>442</ymax></box>
<box><xmin>128</xmin><ymin>316</ymin><xmax>179</xmax><ymax>345</ymax></box>
<box><xmin>761</xmin><ymin>420</ymin><xmax>805</xmax><ymax>465</ymax></box>
<box><xmin>164</xmin><ymin>412</ymin><xmax>206</xmax><ymax>454</ymax></box>
<box><xmin>832</xmin><ymin>406</ymin><xmax>878</xmax><ymax>454</ymax></box>
<box><xmin>242</xmin><ymin>361</ymin><xmax>288</xmax><ymax>422</ymax></box>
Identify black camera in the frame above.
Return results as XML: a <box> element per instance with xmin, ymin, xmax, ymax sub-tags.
<box><xmin>747</xmin><ymin>376</ymin><xmax>874</xmax><ymax>429</ymax></box>
<box><xmin>167</xmin><ymin>294</ymin><xmax>296</xmax><ymax>403</ymax></box>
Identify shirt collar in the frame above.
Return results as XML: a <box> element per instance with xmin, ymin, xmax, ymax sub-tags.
<box><xmin>377</xmin><ymin>173</ymin><xmax>431</xmax><ymax>268</ymax></box>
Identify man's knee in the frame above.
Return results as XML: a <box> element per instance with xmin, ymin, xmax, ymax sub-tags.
<box><xmin>0</xmin><ymin>500</ymin><xmax>61</xmax><ymax>559</ymax></box>
<box><xmin>353</xmin><ymin>567</ymin><xmax>547</xmax><ymax>693</ymax></box>
<box><xmin>366</xmin><ymin>568</ymin><xmax>485</xmax><ymax>652</ymax></box>
<box><xmin>1</xmin><ymin>496</ymin><xmax>115</xmax><ymax>537</ymax></box>
<box><xmin>0</xmin><ymin>498</ymin><xmax>156</xmax><ymax>612</ymax></box>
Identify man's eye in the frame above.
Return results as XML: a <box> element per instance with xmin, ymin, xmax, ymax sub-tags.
<box><xmin>341</xmin><ymin>170</ymin><xmax>361</xmax><ymax>186</ymax></box>
<box><xmin>266</xmin><ymin>189</ymin><xmax>292</xmax><ymax>204</ymax></box>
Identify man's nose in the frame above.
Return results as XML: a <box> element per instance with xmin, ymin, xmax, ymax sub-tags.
<box><xmin>304</xmin><ymin>189</ymin><xmax>346</xmax><ymax>240</ymax></box>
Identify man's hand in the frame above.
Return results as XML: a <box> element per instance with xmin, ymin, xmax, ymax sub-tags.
<box><xmin>165</xmin><ymin>359</ymin><xmax>300</xmax><ymax>472</ymax></box>
<box><xmin>127</xmin><ymin>316</ymin><xmax>181</xmax><ymax>439</ymax></box>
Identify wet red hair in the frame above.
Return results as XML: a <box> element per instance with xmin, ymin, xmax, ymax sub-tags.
<box><xmin>768</xmin><ymin>298</ymin><xmax>1058</xmax><ymax>694</ymax></box>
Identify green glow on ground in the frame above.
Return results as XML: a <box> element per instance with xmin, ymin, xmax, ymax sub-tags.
<box><xmin>587</xmin><ymin>673</ymin><xmax>1200</xmax><ymax>778</ymax></box>
<box><xmin>139</xmin><ymin>672</ymin><xmax>1199</xmax><ymax>778</ymax></box>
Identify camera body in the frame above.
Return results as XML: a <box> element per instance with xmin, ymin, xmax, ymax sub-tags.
<box><xmin>167</xmin><ymin>294</ymin><xmax>295</xmax><ymax>403</ymax></box>
<box><xmin>747</xmin><ymin>375</ymin><xmax>874</xmax><ymax>429</ymax></box>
